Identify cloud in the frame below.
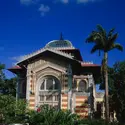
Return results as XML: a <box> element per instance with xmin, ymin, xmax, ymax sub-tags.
<box><xmin>77</xmin><ymin>0</ymin><xmax>99</xmax><ymax>3</ymax></box>
<box><xmin>20</xmin><ymin>0</ymin><xmax>39</xmax><ymax>5</ymax></box>
<box><xmin>60</xmin><ymin>0</ymin><xmax>69</xmax><ymax>4</ymax></box>
<box><xmin>10</xmin><ymin>56</ymin><xmax>25</xmax><ymax>62</ymax></box>
<box><xmin>20</xmin><ymin>0</ymin><xmax>33</xmax><ymax>5</ymax></box>
<box><xmin>38</xmin><ymin>4</ymin><xmax>50</xmax><ymax>16</ymax></box>
<box><xmin>54</xmin><ymin>0</ymin><xmax>69</xmax><ymax>4</ymax></box>
<box><xmin>54</xmin><ymin>0</ymin><xmax>101</xmax><ymax>4</ymax></box>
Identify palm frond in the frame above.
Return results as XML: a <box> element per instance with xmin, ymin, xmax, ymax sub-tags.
<box><xmin>86</xmin><ymin>31</ymin><xmax>98</xmax><ymax>43</ymax></box>
<box><xmin>96</xmin><ymin>24</ymin><xmax>106</xmax><ymax>37</ymax></box>
<box><xmin>108</xmin><ymin>28</ymin><xmax>115</xmax><ymax>38</ymax></box>
<box><xmin>111</xmin><ymin>43</ymin><xmax>124</xmax><ymax>51</ymax></box>
<box><xmin>86</xmin><ymin>31</ymin><xmax>104</xmax><ymax>45</ymax></box>
<box><xmin>110</xmin><ymin>33</ymin><xmax>118</xmax><ymax>42</ymax></box>
<box><xmin>86</xmin><ymin>35</ymin><xmax>95</xmax><ymax>43</ymax></box>
<box><xmin>91</xmin><ymin>44</ymin><xmax>102</xmax><ymax>54</ymax></box>
<box><xmin>105</xmin><ymin>33</ymin><xmax>119</xmax><ymax>52</ymax></box>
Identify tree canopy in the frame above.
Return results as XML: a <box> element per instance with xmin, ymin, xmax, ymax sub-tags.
<box><xmin>108</xmin><ymin>61</ymin><xmax>125</xmax><ymax>123</ymax></box>
<box><xmin>0</xmin><ymin>63</ymin><xmax>17</xmax><ymax>96</ymax></box>
<box><xmin>86</xmin><ymin>24</ymin><xmax>123</xmax><ymax>54</ymax></box>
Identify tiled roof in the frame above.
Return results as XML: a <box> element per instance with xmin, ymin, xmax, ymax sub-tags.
<box><xmin>81</xmin><ymin>62</ymin><xmax>100</xmax><ymax>67</ymax></box>
<box><xmin>8</xmin><ymin>65</ymin><xmax>22</xmax><ymax>70</ymax></box>
<box><xmin>53</xmin><ymin>47</ymin><xmax>75</xmax><ymax>50</ymax></box>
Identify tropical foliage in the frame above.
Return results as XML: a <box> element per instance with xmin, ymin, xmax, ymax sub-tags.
<box><xmin>86</xmin><ymin>24</ymin><xmax>123</xmax><ymax>122</ymax></box>
<box><xmin>0</xmin><ymin>63</ymin><xmax>17</xmax><ymax>96</ymax></box>
<box><xmin>27</xmin><ymin>105</ymin><xmax>79</xmax><ymax>125</ymax></box>
<box><xmin>86</xmin><ymin>25</ymin><xmax>123</xmax><ymax>54</ymax></box>
<box><xmin>108</xmin><ymin>61</ymin><xmax>125</xmax><ymax>124</ymax></box>
<box><xmin>27</xmin><ymin>105</ymin><xmax>121</xmax><ymax>125</ymax></box>
<box><xmin>0</xmin><ymin>94</ymin><xmax>27</xmax><ymax>124</ymax></box>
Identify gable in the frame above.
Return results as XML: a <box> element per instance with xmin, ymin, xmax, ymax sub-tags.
<box><xmin>17</xmin><ymin>48</ymin><xmax>75</xmax><ymax>65</ymax></box>
<box><xmin>36</xmin><ymin>66</ymin><xmax>64</xmax><ymax>81</ymax></box>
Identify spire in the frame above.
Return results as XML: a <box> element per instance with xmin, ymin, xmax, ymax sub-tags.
<box><xmin>60</xmin><ymin>32</ymin><xmax>64</xmax><ymax>40</ymax></box>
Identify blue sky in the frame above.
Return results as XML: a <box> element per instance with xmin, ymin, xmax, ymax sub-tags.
<box><xmin>0</xmin><ymin>0</ymin><xmax>125</xmax><ymax>79</ymax></box>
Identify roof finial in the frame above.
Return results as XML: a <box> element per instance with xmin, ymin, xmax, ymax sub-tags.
<box><xmin>60</xmin><ymin>32</ymin><xmax>64</xmax><ymax>40</ymax></box>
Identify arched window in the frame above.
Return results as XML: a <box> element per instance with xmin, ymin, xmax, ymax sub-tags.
<box><xmin>39</xmin><ymin>76</ymin><xmax>60</xmax><ymax>91</ymax></box>
<box><xmin>39</xmin><ymin>76</ymin><xmax>60</xmax><ymax>108</ymax></box>
<box><xmin>78</xmin><ymin>80</ymin><xmax>87</xmax><ymax>92</ymax></box>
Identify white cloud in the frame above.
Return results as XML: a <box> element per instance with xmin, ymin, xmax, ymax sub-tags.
<box><xmin>54</xmin><ymin>0</ymin><xmax>69</xmax><ymax>4</ymax></box>
<box><xmin>54</xmin><ymin>0</ymin><xmax>100</xmax><ymax>4</ymax></box>
<box><xmin>77</xmin><ymin>0</ymin><xmax>98</xmax><ymax>3</ymax></box>
<box><xmin>20</xmin><ymin>0</ymin><xmax>39</xmax><ymax>5</ymax></box>
<box><xmin>60</xmin><ymin>0</ymin><xmax>69</xmax><ymax>4</ymax></box>
<box><xmin>10</xmin><ymin>56</ymin><xmax>25</xmax><ymax>62</ymax></box>
<box><xmin>38</xmin><ymin>4</ymin><xmax>50</xmax><ymax>16</ymax></box>
<box><xmin>20</xmin><ymin>0</ymin><xmax>33</xmax><ymax>5</ymax></box>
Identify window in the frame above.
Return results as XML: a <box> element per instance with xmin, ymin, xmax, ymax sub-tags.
<box><xmin>46</xmin><ymin>78</ymin><xmax>53</xmax><ymax>90</ymax></box>
<box><xmin>39</xmin><ymin>76</ymin><xmax>59</xmax><ymax>91</ymax></box>
<box><xmin>39</xmin><ymin>76</ymin><xmax>60</xmax><ymax>108</ymax></box>
<box><xmin>78</xmin><ymin>80</ymin><xmax>87</xmax><ymax>92</ymax></box>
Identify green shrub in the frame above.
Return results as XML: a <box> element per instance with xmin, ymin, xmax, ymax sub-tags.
<box><xmin>27</xmin><ymin>105</ymin><xmax>79</xmax><ymax>125</ymax></box>
<box><xmin>0</xmin><ymin>94</ymin><xmax>27</xmax><ymax>124</ymax></box>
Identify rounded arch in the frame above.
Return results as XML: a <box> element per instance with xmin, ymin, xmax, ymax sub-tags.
<box><xmin>39</xmin><ymin>75</ymin><xmax>61</xmax><ymax>91</ymax></box>
<box><xmin>35</xmin><ymin>75</ymin><xmax>61</xmax><ymax>109</ymax></box>
<box><xmin>78</xmin><ymin>80</ymin><xmax>87</xmax><ymax>92</ymax></box>
<box><xmin>36</xmin><ymin>70</ymin><xmax>60</xmax><ymax>82</ymax></box>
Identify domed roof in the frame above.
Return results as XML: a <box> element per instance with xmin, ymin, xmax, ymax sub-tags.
<box><xmin>45</xmin><ymin>33</ymin><xmax>74</xmax><ymax>49</ymax></box>
<box><xmin>45</xmin><ymin>39</ymin><xmax>74</xmax><ymax>48</ymax></box>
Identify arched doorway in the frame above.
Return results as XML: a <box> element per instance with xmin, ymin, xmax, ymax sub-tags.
<box><xmin>37</xmin><ymin>75</ymin><xmax>61</xmax><ymax>109</ymax></box>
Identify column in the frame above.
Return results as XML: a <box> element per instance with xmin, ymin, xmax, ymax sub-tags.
<box><xmin>88</xmin><ymin>75</ymin><xmax>94</xmax><ymax>119</ymax></box>
<box><xmin>67</xmin><ymin>64</ymin><xmax>72</xmax><ymax>112</ymax></box>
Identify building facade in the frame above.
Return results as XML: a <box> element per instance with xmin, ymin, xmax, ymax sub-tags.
<box><xmin>9</xmin><ymin>38</ymin><xmax>101</xmax><ymax>118</ymax></box>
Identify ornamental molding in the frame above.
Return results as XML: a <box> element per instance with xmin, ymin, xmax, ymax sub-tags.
<box><xmin>17</xmin><ymin>48</ymin><xmax>74</xmax><ymax>64</ymax></box>
<box><xmin>34</xmin><ymin>63</ymin><xmax>66</xmax><ymax>74</ymax></box>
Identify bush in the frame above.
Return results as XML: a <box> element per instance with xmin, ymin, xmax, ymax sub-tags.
<box><xmin>0</xmin><ymin>94</ymin><xmax>27</xmax><ymax>124</ymax></box>
<box><xmin>26</xmin><ymin>105</ymin><xmax>122</xmax><ymax>125</ymax></box>
<box><xmin>27</xmin><ymin>105</ymin><xmax>79</xmax><ymax>125</ymax></box>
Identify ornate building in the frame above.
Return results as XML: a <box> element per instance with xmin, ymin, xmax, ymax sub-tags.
<box><xmin>8</xmin><ymin>37</ymin><xmax>101</xmax><ymax>118</ymax></box>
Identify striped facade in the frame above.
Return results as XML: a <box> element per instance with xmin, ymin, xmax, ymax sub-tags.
<box><xmin>28</xmin><ymin>72</ymin><xmax>91</xmax><ymax>118</ymax></box>
<box><xmin>75</xmin><ymin>96</ymin><xmax>88</xmax><ymax>118</ymax></box>
<box><xmin>29</xmin><ymin>74</ymin><xmax>35</xmax><ymax>110</ymax></box>
<box><xmin>29</xmin><ymin>93</ymin><xmax>89</xmax><ymax>118</ymax></box>
<box><xmin>61</xmin><ymin>93</ymin><xmax>68</xmax><ymax>110</ymax></box>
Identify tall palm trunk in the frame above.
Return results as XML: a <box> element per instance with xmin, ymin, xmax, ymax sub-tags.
<box><xmin>104</xmin><ymin>52</ymin><xmax>109</xmax><ymax>122</ymax></box>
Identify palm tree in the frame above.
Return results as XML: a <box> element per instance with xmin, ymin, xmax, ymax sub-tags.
<box><xmin>86</xmin><ymin>24</ymin><xmax>123</xmax><ymax>122</ymax></box>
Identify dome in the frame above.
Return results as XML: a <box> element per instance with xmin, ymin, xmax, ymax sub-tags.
<box><xmin>45</xmin><ymin>39</ymin><xmax>74</xmax><ymax>48</ymax></box>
